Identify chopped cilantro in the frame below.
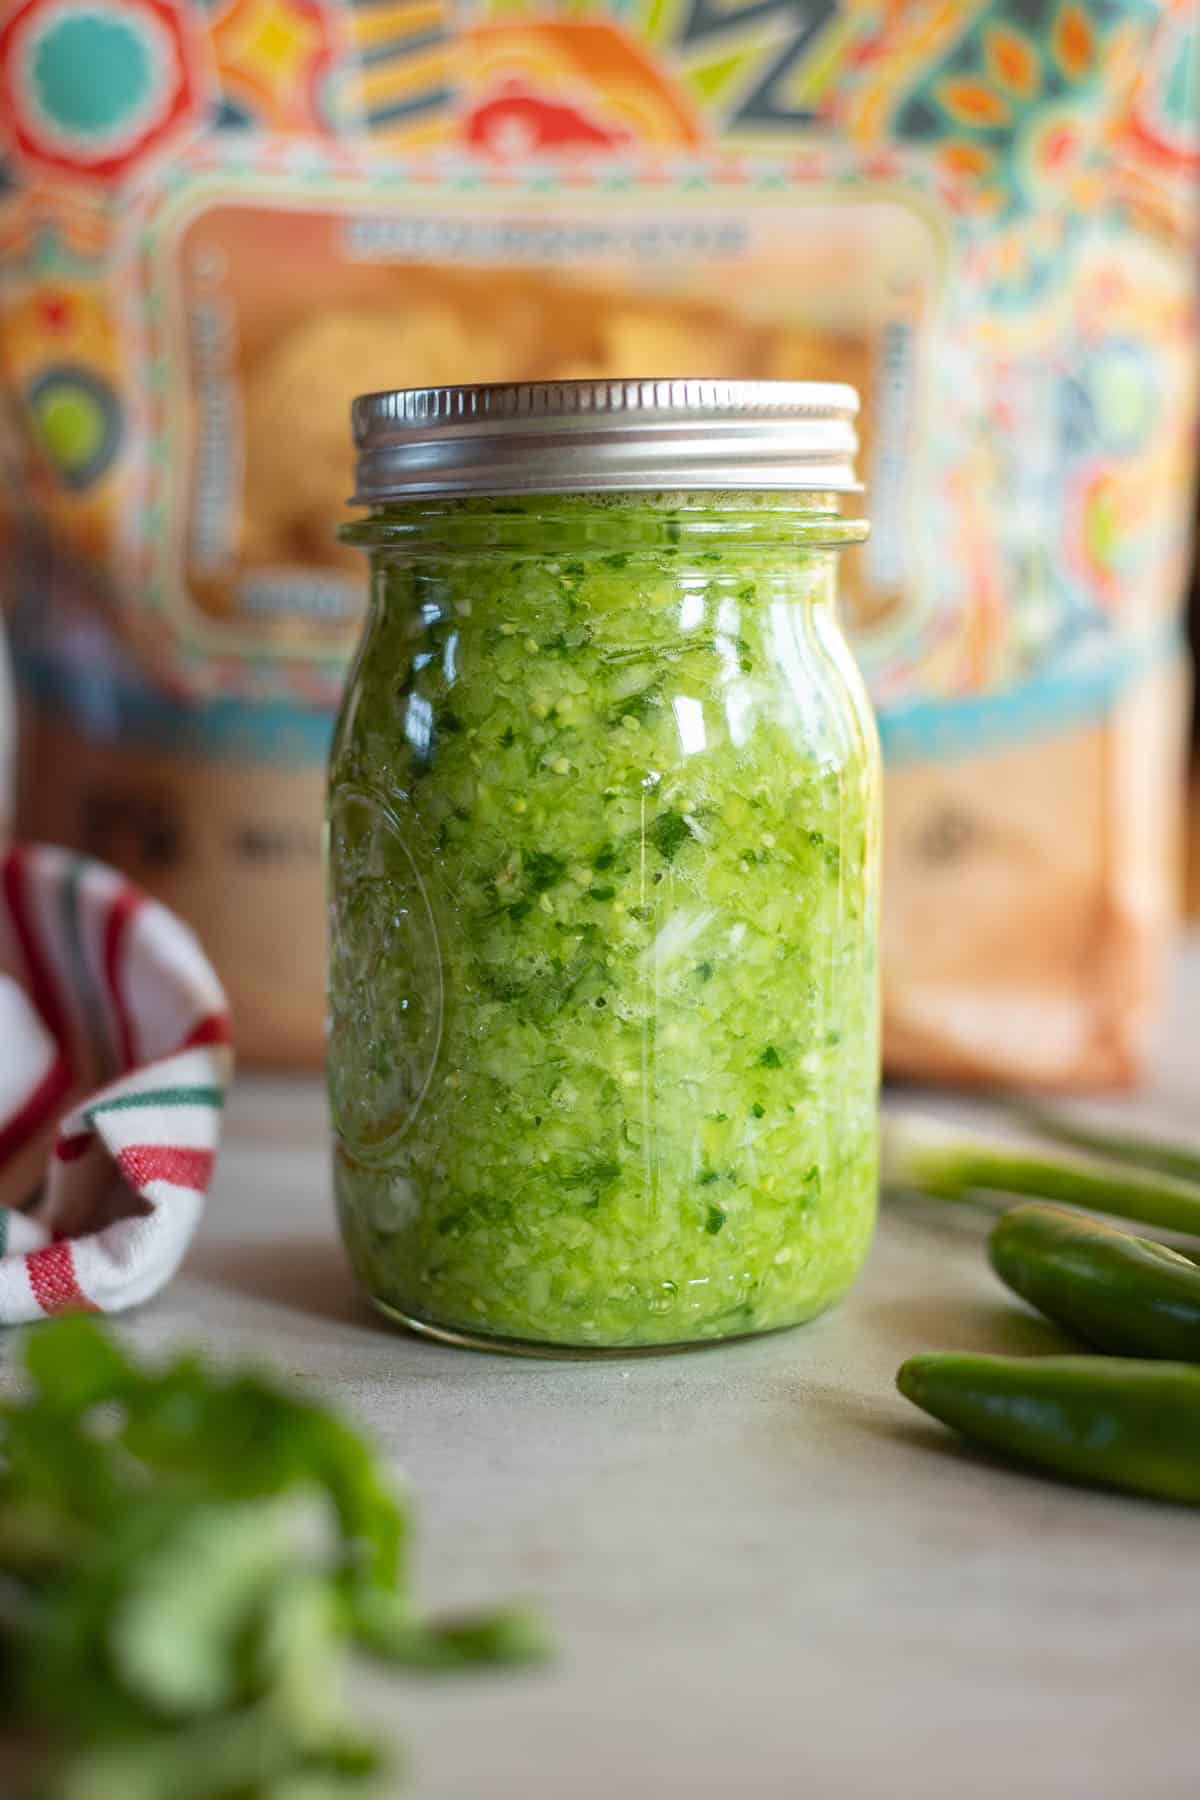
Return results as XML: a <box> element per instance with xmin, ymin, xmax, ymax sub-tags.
<box><xmin>562</xmin><ymin>1158</ymin><xmax>622</xmax><ymax>1189</ymax></box>
<box><xmin>524</xmin><ymin>850</ymin><xmax>566</xmax><ymax>892</ymax></box>
<box><xmin>609</xmin><ymin>686</ymin><xmax>660</xmax><ymax>729</ymax></box>
<box><xmin>648</xmin><ymin>809</ymin><xmax>693</xmax><ymax>863</ymax></box>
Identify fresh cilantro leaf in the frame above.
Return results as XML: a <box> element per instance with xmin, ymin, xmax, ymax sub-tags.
<box><xmin>0</xmin><ymin>1320</ymin><xmax>547</xmax><ymax>1799</ymax></box>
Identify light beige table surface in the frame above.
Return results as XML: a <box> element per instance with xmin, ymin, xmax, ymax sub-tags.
<box><xmin>62</xmin><ymin>951</ymin><xmax>1200</xmax><ymax>1799</ymax></box>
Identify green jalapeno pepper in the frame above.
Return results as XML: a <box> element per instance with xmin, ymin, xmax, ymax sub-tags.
<box><xmin>896</xmin><ymin>1353</ymin><xmax>1200</xmax><ymax>1504</ymax></box>
<box><xmin>989</xmin><ymin>1203</ymin><xmax>1200</xmax><ymax>1362</ymax></box>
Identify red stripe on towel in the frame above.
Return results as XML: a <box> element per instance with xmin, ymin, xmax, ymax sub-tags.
<box><xmin>3</xmin><ymin>848</ymin><xmax>70</xmax><ymax>1050</ymax></box>
<box><xmin>117</xmin><ymin>1144</ymin><xmax>215</xmax><ymax>1193</ymax></box>
<box><xmin>102</xmin><ymin>886</ymin><xmax>143</xmax><ymax>1072</ymax></box>
<box><xmin>0</xmin><ymin>1052</ymin><xmax>72</xmax><ymax>1166</ymax></box>
<box><xmin>26</xmin><ymin>1241</ymin><xmax>95</xmax><ymax>1316</ymax></box>
<box><xmin>54</xmin><ymin>1130</ymin><xmax>94</xmax><ymax>1163</ymax></box>
<box><xmin>179</xmin><ymin>1012</ymin><xmax>234</xmax><ymax>1051</ymax></box>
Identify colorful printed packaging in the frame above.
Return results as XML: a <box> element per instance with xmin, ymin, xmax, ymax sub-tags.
<box><xmin>1</xmin><ymin>1</ymin><xmax>1197</xmax><ymax>1078</ymax></box>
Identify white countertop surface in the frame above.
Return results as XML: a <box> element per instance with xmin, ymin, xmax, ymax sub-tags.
<box><xmin>79</xmin><ymin>951</ymin><xmax>1200</xmax><ymax>1799</ymax></box>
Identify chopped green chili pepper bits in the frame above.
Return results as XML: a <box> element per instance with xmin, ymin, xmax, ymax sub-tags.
<box><xmin>330</xmin><ymin>493</ymin><xmax>879</xmax><ymax>1350</ymax></box>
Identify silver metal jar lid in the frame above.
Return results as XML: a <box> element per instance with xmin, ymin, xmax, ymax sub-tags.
<box><xmin>350</xmin><ymin>378</ymin><xmax>860</xmax><ymax>501</ymax></box>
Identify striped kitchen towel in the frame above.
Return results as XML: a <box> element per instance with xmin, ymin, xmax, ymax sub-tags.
<box><xmin>0</xmin><ymin>845</ymin><xmax>233</xmax><ymax>1323</ymax></box>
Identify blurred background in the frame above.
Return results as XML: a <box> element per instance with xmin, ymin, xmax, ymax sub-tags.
<box><xmin>0</xmin><ymin>0</ymin><xmax>1196</xmax><ymax>1085</ymax></box>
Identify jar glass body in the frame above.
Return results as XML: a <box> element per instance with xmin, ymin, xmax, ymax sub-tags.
<box><xmin>329</xmin><ymin>492</ymin><xmax>880</xmax><ymax>1353</ymax></box>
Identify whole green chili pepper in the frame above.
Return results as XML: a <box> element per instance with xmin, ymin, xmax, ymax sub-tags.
<box><xmin>1019</xmin><ymin>1107</ymin><xmax>1200</xmax><ymax>1187</ymax></box>
<box><xmin>882</xmin><ymin>1111</ymin><xmax>1200</xmax><ymax>1238</ymax></box>
<box><xmin>896</xmin><ymin>1353</ymin><xmax>1200</xmax><ymax>1504</ymax></box>
<box><xmin>989</xmin><ymin>1203</ymin><xmax>1200</xmax><ymax>1362</ymax></box>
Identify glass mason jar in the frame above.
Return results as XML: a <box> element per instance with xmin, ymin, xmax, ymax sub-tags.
<box><xmin>330</xmin><ymin>380</ymin><xmax>880</xmax><ymax>1354</ymax></box>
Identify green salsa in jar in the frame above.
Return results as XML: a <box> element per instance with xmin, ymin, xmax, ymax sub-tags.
<box><xmin>330</xmin><ymin>381</ymin><xmax>880</xmax><ymax>1353</ymax></box>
